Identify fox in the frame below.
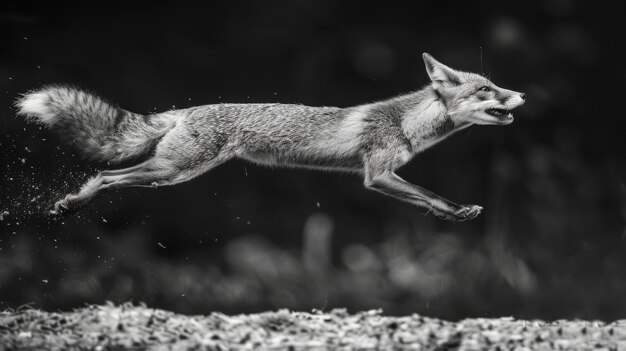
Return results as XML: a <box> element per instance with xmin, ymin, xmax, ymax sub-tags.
<box><xmin>16</xmin><ymin>53</ymin><xmax>525</xmax><ymax>221</ymax></box>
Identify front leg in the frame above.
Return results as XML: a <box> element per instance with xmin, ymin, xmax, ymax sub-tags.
<box><xmin>365</xmin><ymin>172</ymin><xmax>482</xmax><ymax>221</ymax></box>
<box><xmin>363</xmin><ymin>146</ymin><xmax>482</xmax><ymax>222</ymax></box>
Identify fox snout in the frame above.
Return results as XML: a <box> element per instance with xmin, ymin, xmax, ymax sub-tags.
<box><xmin>500</xmin><ymin>90</ymin><xmax>526</xmax><ymax>109</ymax></box>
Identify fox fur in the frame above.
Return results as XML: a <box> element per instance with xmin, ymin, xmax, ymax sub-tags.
<box><xmin>16</xmin><ymin>53</ymin><xmax>525</xmax><ymax>221</ymax></box>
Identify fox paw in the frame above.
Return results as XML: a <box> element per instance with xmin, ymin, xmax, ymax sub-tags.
<box><xmin>49</xmin><ymin>195</ymin><xmax>76</xmax><ymax>216</ymax></box>
<box><xmin>454</xmin><ymin>204</ymin><xmax>482</xmax><ymax>221</ymax></box>
<box><xmin>432</xmin><ymin>204</ymin><xmax>482</xmax><ymax>222</ymax></box>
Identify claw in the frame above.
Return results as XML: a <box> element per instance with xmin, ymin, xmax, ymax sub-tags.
<box><xmin>455</xmin><ymin>205</ymin><xmax>483</xmax><ymax>221</ymax></box>
<box><xmin>428</xmin><ymin>204</ymin><xmax>483</xmax><ymax>222</ymax></box>
<box><xmin>49</xmin><ymin>200</ymin><xmax>70</xmax><ymax>216</ymax></box>
<box><xmin>468</xmin><ymin>205</ymin><xmax>483</xmax><ymax>218</ymax></box>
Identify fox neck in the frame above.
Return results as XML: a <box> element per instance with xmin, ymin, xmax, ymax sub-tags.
<box><xmin>400</xmin><ymin>86</ymin><xmax>470</xmax><ymax>153</ymax></box>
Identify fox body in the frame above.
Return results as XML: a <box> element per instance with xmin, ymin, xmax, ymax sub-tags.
<box><xmin>16</xmin><ymin>53</ymin><xmax>525</xmax><ymax>221</ymax></box>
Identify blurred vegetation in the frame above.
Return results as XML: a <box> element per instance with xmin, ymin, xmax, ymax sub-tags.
<box><xmin>0</xmin><ymin>1</ymin><xmax>625</xmax><ymax>320</ymax></box>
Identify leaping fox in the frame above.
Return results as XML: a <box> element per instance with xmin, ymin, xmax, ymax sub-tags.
<box><xmin>16</xmin><ymin>53</ymin><xmax>525</xmax><ymax>221</ymax></box>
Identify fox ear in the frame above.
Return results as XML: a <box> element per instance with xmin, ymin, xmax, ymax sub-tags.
<box><xmin>422</xmin><ymin>53</ymin><xmax>462</xmax><ymax>86</ymax></box>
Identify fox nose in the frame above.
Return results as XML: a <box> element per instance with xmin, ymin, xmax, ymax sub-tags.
<box><xmin>519</xmin><ymin>93</ymin><xmax>526</xmax><ymax>100</ymax></box>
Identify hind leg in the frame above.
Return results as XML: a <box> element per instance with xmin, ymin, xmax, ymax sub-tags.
<box><xmin>51</xmin><ymin>152</ymin><xmax>232</xmax><ymax>215</ymax></box>
<box><xmin>51</xmin><ymin>121</ymin><xmax>233</xmax><ymax>215</ymax></box>
<box><xmin>51</xmin><ymin>159</ymin><xmax>170</xmax><ymax>215</ymax></box>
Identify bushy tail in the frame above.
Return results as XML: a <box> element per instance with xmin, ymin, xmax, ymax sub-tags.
<box><xmin>16</xmin><ymin>85</ymin><xmax>177</xmax><ymax>163</ymax></box>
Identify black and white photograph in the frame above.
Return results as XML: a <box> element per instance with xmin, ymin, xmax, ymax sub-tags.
<box><xmin>1</xmin><ymin>1</ymin><xmax>625</xmax><ymax>349</ymax></box>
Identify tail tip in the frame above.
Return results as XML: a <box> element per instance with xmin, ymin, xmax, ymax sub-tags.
<box><xmin>16</xmin><ymin>90</ymin><xmax>56</xmax><ymax>125</ymax></box>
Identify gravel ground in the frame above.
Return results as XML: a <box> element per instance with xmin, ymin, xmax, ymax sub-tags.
<box><xmin>1</xmin><ymin>303</ymin><xmax>625</xmax><ymax>350</ymax></box>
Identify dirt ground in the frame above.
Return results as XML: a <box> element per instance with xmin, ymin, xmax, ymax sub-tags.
<box><xmin>1</xmin><ymin>303</ymin><xmax>624</xmax><ymax>350</ymax></box>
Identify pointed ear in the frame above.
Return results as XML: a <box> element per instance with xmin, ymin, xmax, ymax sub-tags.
<box><xmin>422</xmin><ymin>53</ymin><xmax>462</xmax><ymax>85</ymax></box>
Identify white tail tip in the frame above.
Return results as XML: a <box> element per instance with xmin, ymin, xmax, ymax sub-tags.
<box><xmin>16</xmin><ymin>91</ymin><xmax>56</xmax><ymax>125</ymax></box>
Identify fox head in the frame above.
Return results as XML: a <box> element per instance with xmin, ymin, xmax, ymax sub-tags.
<box><xmin>422</xmin><ymin>53</ymin><xmax>525</xmax><ymax>125</ymax></box>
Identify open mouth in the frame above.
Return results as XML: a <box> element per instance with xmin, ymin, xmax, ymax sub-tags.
<box><xmin>485</xmin><ymin>108</ymin><xmax>512</xmax><ymax>119</ymax></box>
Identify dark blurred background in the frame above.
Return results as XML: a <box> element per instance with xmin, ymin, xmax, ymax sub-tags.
<box><xmin>1</xmin><ymin>1</ymin><xmax>625</xmax><ymax>321</ymax></box>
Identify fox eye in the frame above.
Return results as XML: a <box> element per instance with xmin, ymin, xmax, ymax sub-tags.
<box><xmin>478</xmin><ymin>86</ymin><xmax>491</xmax><ymax>92</ymax></box>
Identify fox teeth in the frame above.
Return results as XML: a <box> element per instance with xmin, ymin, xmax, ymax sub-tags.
<box><xmin>486</xmin><ymin>108</ymin><xmax>507</xmax><ymax>117</ymax></box>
